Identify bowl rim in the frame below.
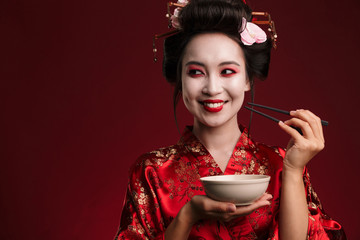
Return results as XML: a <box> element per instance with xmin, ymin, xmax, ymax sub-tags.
<box><xmin>200</xmin><ymin>174</ymin><xmax>270</xmax><ymax>184</ymax></box>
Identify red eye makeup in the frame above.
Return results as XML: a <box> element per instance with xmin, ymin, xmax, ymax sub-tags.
<box><xmin>220</xmin><ymin>67</ymin><xmax>239</xmax><ymax>77</ymax></box>
<box><xmin>186</xmin><ymin>65</ymin><xmax>205</xmax><ymax>78</ymax></box>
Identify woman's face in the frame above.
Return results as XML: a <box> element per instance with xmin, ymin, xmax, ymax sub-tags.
<box><xmin>181</xmin><ymin>33</ymin><xmax>250</xmax><ymax>128</ymax></box>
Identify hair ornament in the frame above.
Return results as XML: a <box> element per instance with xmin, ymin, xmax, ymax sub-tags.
<box><xmin>170</xmin><ymin>8</ymin><xmax>181</xmax><ymax>28</ymax></box>
<box><xmin>240</xmin><ymin>17</ymin><xmax>267</xmax><ymax>45</ymax></box>
<box><xmin>152</xmin><ymin>1</ymin><xmax>185</xmax><ymax>62</ymax></box>
<box><xmin>251</xmin><ymin>11</ymin><xmax>278</xmax><ymax>48</ymax></box>
<box><xmin>153</xmin><ymin>1</ymin><xmax>278</xmax><ymax>62</ymax></box>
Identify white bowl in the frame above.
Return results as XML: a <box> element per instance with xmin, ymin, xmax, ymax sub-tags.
<box><xmin>200</xmin><ymin>174</ymin><xmax>270</xmax><ymax>206</ymax></box>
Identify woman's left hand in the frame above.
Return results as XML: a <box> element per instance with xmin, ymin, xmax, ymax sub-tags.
<box><xmin>278</xmin><ymin>109</ymin><xmax>325</xmax><ymax>172</ymax></box>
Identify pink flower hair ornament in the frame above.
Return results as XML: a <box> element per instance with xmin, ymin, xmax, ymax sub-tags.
<box><xmin>240</xmin><ymin>17</ymin><xmax>267</xmax><ymax>45</ymax></box>
<box><xmin>170</xmin><ymin>8</ymin><xmax>181</xmax><ymax>29</ymax></box>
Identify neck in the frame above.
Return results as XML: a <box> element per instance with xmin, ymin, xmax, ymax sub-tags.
<box><xmin>192</xmin><ymin>117</ymin><xmax>241</xmax><ymax>153</ymax></box>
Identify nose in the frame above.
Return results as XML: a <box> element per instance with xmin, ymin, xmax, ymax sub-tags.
<box><xmin>202</xmin><ymin>74</ymin><xmax>223</xmax><ymax>96</ymax></box>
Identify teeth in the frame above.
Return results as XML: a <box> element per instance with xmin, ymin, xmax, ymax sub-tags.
<box><xmin>203</xmin><ymin>102</ymin><xmax>224</xmax><ymax>108</ymax></box>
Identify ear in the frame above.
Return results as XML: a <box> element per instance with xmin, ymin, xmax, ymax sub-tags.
<box><xmin>245</xmin><ymin>78</ymin><xmax>251</xmax><ymax>92</ymax></box>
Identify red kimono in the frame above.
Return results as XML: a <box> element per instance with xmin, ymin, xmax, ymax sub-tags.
<box><xmin>115</xmin><ymin>126</ymin><xmax>345</xmax><ymax>239</ymax></box>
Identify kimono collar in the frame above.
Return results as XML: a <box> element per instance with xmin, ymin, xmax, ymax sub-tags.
<box><xmin>178</xmin><ymin>125</ymin><xmax>256</xmax><ymax>157</ymax></box>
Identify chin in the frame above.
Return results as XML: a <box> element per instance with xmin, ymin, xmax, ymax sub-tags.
<box><xmin>197</xmin><ymin>117</ymin><xmax>230</xmax><ymax>128</ymax></box>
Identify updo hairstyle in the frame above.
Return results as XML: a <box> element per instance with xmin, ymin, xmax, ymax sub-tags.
<box><xmin>163</xmin><ymin>0</ymin><xmax>272</xmax><ymax>107</ymax></box>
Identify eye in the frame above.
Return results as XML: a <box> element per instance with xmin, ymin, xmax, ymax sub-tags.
<box><xmin>187</xmin><ymin>68</ymin><xmax>204</xmax><ymax>78</ymax></box>
<box><xmin>221</xmin><ymin>68</ymin><xmax>237</xmax><ymax>77</ymax></box>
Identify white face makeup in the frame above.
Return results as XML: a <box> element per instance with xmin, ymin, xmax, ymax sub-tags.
<box><xmin>181</xmin><ymin>32</ymin><xmax>250</xmax><ymax>129</ymax></box>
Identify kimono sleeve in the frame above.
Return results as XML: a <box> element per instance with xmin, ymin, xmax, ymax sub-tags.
<box><xmin>303</xmin><ymin>169</ymin><xmax>346</xmax><ymax>239</ymax></box>
<box><xmin>269</xmin><ymin>148</ymin><xmax>346</xmax><ymax>239</ymax></box>
<box><xmin>114</xmin><ymin>156</ymin><xmax>166</xmax><ymax>240</ymax></box>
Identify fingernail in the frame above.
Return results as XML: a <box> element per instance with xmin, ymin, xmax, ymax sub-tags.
<box><xmin>227</xmin><ymin>204</ymin><xmax>236</xmax><ymax>212</ymax></box>
<box><xmin>279</xmin><ymin>121</ymin><xmax>289</xmax><ymax>126</ymax></box>
<box><xmin>290</xmin><ymin>111</ymin><xmax>296</xmax><ymax>115</ymax></box>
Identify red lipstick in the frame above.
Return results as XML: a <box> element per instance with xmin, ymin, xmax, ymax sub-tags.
<box><xmin>202</xmin><ymin>99</ymin><xmax>225</xmax><ymax>112</ymax></box>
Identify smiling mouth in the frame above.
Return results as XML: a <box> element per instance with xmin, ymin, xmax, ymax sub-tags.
<box><xmin>200</xmin><ymin>100</ymin><xmax>228</xmax><ymax>112</ymax></box>
<box><xmin>203</xmin><ymin>102</ymin><xmax>224</xmax><ymax>108</ymax></box>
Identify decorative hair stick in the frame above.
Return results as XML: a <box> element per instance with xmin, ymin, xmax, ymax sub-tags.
<box><xmin>252</xmin><ymin>12</ymin><xmax>267</xmax><ymax>16</ymax></box>
<box><xmin>247</xmin><ymin>102</ymin><xmax>329</xmax><ymax>126</ymax></box>
<box><xmin>168</xmin><ymin>2</ymin><xmax>185</xmax><ymax>8</ymax></box>
<box><xmin>153</xmin><ymin>29</ymin><xmax>179</xmax><ymax>62</ymax></box>
<box><xmin>251</xmin><ymin>12</ymin><xmax>277</xmax><ymax>49</ymax></box>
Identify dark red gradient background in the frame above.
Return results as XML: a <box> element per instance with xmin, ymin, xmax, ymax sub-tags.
<box><xmin>1</xmin><ymin>0</ymin><xmax>359</xmax><ymax>239</ymax></box>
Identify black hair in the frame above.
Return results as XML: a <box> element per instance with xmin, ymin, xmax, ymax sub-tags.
<box><xmin>162</xmin><ymin>0</ymin><xmax>272</xmax><ymax>117</ymax></box>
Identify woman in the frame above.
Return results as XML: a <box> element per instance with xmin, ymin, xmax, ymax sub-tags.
<box><xmin>115</xmin><ymin>0</ymin><xmax>345</xmax><ymax>239</ymax></box>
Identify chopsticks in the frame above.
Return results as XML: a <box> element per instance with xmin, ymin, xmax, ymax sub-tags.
<box><xmin>245</xmin><ymin>102</ymin><xmax>329</xmax><ymax>126</ymax></box>
<box><xmin>244</xmin><ymin>102</ymin><xmax>329</xmax><ymax>135</ymax></box>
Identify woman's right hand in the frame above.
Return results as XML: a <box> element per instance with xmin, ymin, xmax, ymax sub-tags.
<box><xmin>182</xmin><ymin>193</ymin><xmax>273</xmax><ymax>225</ymax></box>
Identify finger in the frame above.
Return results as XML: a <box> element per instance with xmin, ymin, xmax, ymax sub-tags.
<box><xmin>283</xmin><ymin>118</ymin><xmax>314</xmax><ymax>140</ymax></box>
<box><xmin>302</xmin><ymin>110</ymin><xmax>325</xmax><ymax>142</ymax></box>
<box><xmin>192</xmin><ymin>195</ymin><xmax>236</xmax><ymax>213</ymax></box>
<box><xmin>250</xmin><ymin>192</ymin><xmax>272</xmax><ymax>202</ymax></box>
<box><xmin>233</xmin><ymin>193</ymin><xmax>272</xmax><ymax>216</ymax></box>
<box><xmin>233</xmin><ymin>200</ymin><xmax>270</xmax><ymax>216</ymax></box>
<box><xmin>252</xmin><ymin>193</ymin><xmax>272</xmax><ymax>207</ymax></box>
<box><xmin>278</xmin><ymin>120</ymin><xmax>306</xmax><ymax>142</ymax></box>
<box><xmin>258</xmin><ymin>193</ymin><xmax>273</xmax><ymax>201</ymax></box>
<box><xmin>290</xmin><ymin>110</ymin><xmax>324</xmax><ymax>142</ymax></box>
<box><xmin>291</xmin><ymin>110</ymin><xmax>322</xmax><ymax>140</ymax></box>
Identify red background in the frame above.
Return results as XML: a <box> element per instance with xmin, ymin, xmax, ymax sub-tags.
<box><xmin>1</xmin><ymin>0</ymin><xmax>359</xmax><ymax>239</ymax></box>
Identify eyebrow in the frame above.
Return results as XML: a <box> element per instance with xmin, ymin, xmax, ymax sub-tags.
<box><xmin>219</xmin><ymin>61</ymin><xmax>240</xmax><ymax>66</ymax></box>
<box><xmin>184</xmin><ymin>61</ymin><xmax>240</xmax><ymax>67</ymax></box>
<box><xmin>185</xmin><ymin>61</ymin><xmax>205</xmax><ymax>67</ymax></box>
